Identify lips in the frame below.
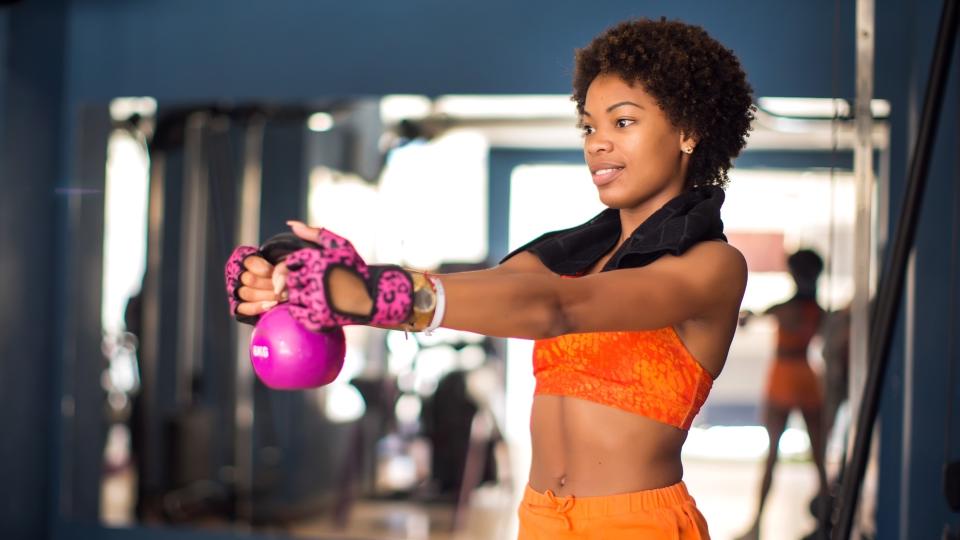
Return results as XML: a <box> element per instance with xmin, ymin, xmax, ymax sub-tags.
<box><xmin>590</xmin><ymin>166</ymin><xmax>624</xmax><ymax>187</ymax></box>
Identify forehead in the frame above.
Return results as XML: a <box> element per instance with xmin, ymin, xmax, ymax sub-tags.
<box><xmin>583</xmin><ymin>74</ymin><xmax>656</xmax><ymax>112</ymax></box>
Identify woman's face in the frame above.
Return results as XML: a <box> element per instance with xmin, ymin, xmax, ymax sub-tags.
<box><xmin>580</xmin><ymin>74</ymin><xmax>693</xmax><ymax>208</ymax></box>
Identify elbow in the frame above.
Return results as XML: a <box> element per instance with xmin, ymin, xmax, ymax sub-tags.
<box><xmin>514</xmin><ymin>274</ymin><xmax>576</xmax><ymax>340</ymax></box>
<box><xmin>534</xmin><ymin>293</ymin><xmax>575</xmax><ymax>340</ymax></box>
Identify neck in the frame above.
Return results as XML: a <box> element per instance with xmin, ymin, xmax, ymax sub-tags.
<box><xmin>795</xmin><ymin>287</ymin><xmax>818</xmax><ymax>299</ymax></box>
<box><xmin>616</xmin><ymin>185</ymin><xmax>685</xmax><ymax>243</ymax></box>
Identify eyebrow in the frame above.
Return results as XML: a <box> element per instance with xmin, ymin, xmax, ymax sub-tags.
<box><xmin>581</xmin><ymin>101</ymin><xmax>645</xmax><ymax>117</ymax></box>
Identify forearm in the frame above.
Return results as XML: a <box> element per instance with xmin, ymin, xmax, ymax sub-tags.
<box><xmin>435</xmin><ymin>271</ymin><xmax>566</xmax><ymax>339</ymax></box>
<box><xmin>325</xmin><ymin>258</ymin><xmax>569</xmax><ymax>339</ymax></box>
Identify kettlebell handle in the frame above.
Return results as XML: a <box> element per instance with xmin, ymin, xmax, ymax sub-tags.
<box><xmin>259</xmin><ymin>232</ymin><xmax>321</xmax><ymax>266</ymax></box>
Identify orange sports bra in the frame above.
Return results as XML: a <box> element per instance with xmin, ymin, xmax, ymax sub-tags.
<box><xmin>775</xmin><ymin>299</ymin><xmax>823</xmax><ymax>357</ymax></box>
<box><xmin>532</xmin><ymin>328</ymin><xmax>714</xmax><ymax>430</ymax></box>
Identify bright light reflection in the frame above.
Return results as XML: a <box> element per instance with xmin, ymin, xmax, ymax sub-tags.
<box><xmin>380</xmin><ymin>94</ymin><xmax>432</xmax><ymax>123</ymax></box>
<box><xmin>102</xmin><ymin>131</ymin><xmax>150</xmax><ymax>334</ymax></box>
<box><xmin>307</xmin><ymin>112</ymin><xmax>335</xmax><ymax>132</ymax></box>
<box><xmin>683</xmin><ymin>426</ymin><xmax>812</xmax><ymax>461</ymax></box>
<box><xmin>324</xmin><ymin>384</ymin><xmax>366</xmax><ymax>423</ymax></box>
<box><xmin>376</xmin><ymin>131</ymin><xmax>488</xmax><ymax>268</ymax></box>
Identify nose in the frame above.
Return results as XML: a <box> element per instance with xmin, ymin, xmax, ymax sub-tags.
<box><xmin>585</xmin><ymin>132</ymin><xmax>613</xmax><ymax>155</ymax></box>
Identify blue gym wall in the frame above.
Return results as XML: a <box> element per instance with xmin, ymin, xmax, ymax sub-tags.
<box><xmin>1</xmin><ymin>0</ymin><xmax>957</xmax><ymax>538</ymax></box>
<box><xmin>62</xmin><ymin>0</ymin><xmax>855</xmax><ymax>101</ymax></box>
<box><xmin>874</xmin><ymin>0</ymin><xmax>960</xmax><ymax>537</ymax></box>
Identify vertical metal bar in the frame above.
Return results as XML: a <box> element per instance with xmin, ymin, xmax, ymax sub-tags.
<box><xmin>899</xmin><ymin>251</ymin><xmax>917</xmax><ymax>539</ymax></box>
<box><xmin>849</xmin><ymin>0</ymin><xmax>875</xmax><ymax>456</ymax></box>
<box><xmin>844</xmin><ymin>0</ymin><xmax>876</xmax><ymax>535</ymax></box>
<box><xmin>176</xmin><ymin>113</ymin><xmax>210</xmax><ymax>406</ymax></box>
<box><xmin>139</xmin><ymin>151</ymin><xmax>166</xmax><ymax>521</ymax></box>
<box><xmin>233</xmin><ymin>115</ymin><xmax>265</xmax><ymax>525</ymax></box>
<box><xmin>834</xmin><ymin>0</ymin><xmax>960</xmax><ymax>536</ymax></box>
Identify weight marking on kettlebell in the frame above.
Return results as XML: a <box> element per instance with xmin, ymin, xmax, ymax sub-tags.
<box><xmin>252</xmin><ymin>345</ymin><xmax>270</xmax><ymax>358</ymax></box>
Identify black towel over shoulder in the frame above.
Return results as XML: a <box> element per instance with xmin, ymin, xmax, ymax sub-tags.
<box><xmin>500</xmin><ymin>185</ymin><xmax>727</xmax><ymax>275</ymax></box>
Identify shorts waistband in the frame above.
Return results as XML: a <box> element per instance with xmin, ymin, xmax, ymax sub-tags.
<box><xmin>522</xmin><ymin>481</ymin><xmax>694</xmax><ymax>519</ymax></box>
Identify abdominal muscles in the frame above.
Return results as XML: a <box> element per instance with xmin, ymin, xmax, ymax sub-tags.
<box><xmin>527</xmin><ymin>395</ymin><xmax>688</xmax><ymax>497</ymax></box>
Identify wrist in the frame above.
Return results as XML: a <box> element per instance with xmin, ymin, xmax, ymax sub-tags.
<box><xmin>393</xmin><ymin>271</ymin><xmax>445</xmax><ymax>334</ymax></box>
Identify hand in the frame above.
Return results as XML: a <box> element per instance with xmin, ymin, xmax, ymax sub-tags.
<box><xmin>282</xmin><ymin>221</ymin><xmax>414</xmax><ymax>332</ymax></box>
<box><xmin>225</xmin><ymin>245</ymin><xmax>280</xmax><ymax>323</ymax></box>
<box><xmin>279</xmin><ymin>221</ymin><xmax>370</xmax><ymax>316</ymax></box>
<box><xmin>236</xmin><ymin>255</ymin><xmax>285</xmax><ymax>318</ymax></box>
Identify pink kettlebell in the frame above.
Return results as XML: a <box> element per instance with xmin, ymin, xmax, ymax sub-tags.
<box><xmin>247</xmin><ymin>232</ymin><xmax>346</xmax><ymax>389</ymax></box>
<box><xmin>249</xmin><ymin>305</ymin><xmax>346</xmax><ymax>389</ymax></box>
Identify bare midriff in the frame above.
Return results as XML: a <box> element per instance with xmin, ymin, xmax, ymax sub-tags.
<box><xmin>527</xmin><ymin>394</ymin><xmax>687</xmax><ymax>497</ymax></box>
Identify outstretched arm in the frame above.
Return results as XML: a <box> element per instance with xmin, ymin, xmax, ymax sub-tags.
<box><xmin>236</xmin><ymin>223</ymin><xmax>746</xmax><ymax>340</ymax></box>
<box><xmin>428</xmin><ymin>241</ymin><xmax>746</xmax><ymax>338</ymax></box>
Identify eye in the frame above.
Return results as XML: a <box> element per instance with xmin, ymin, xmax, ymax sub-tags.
<box><xmin>616</xmin><ymin>118</ymin><xmax>635</xmax><ymax>128</ymax></box>
<box><xmin>580</xmin><ymin>124</ymin><xmax>595</xmax><ymax>136</ymax></box>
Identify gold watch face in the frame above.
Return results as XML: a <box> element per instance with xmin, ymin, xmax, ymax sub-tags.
<box><xmin>413</xmin><ymin>287</ymin><xmax>437</xmax><ymax>313</ymax></box>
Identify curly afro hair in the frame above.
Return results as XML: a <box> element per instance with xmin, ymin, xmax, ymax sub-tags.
<box><xmin>787</xmin><ymin>249</ymin><xmax>824</xmax><ymax>282</ymax></box>
<box><xmin>572</xmin><ymin>18</ymin><xmax>755</xmax><ymax>189</ymax></box>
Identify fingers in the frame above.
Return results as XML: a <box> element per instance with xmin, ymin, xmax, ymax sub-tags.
<box><xmin>241</xmin><ymin>271</ymin><xmax>273</xmax><ymax>290</ymax></box>
<box><xmin>236</xmin><ymin>300</ymin><xmax>278</xmax><ymax>317</ymax></box>
<box><xmin>273</xmin><ymin>262</ymin><xmax>289</xmax><ymax>295</ymax></box>
<box><xmin>243</xmin><ymin>256</ymin><xmax>274</xmax><ymax>277</ymax></box>
<box><xmin>238</xmin><ymin>285</ymin><xmax>280</xmax><ymax>303</ymax></box>
<box><xmin>287</xmin><ymin>220</ymin><xmax>322</xmax><ymax>242</ymax></box>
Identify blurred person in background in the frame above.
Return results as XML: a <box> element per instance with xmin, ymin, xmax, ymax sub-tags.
<box><xmin>737</xmin><ymin>249</ymin><xmax>829</xmax><ymax>540</ymax></box>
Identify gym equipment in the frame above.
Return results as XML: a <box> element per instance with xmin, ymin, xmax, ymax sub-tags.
<box><xmin>249</xmin><ymin>305</ymin><xmax>346</xmax><ymax>389</ymax></box>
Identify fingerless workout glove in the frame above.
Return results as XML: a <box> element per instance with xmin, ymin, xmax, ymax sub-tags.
<box><xmin>224</xmin><ymin>245</ymin><xmax>260</xmax><ymax>324</ymax></box>
<box><xmin>283</xmin><ymin>229</ymin><xmax>414</xmax><ymax>332</ymax></box>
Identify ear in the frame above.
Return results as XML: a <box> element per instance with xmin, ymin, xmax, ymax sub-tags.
<box><xmin>679</xmin><ymin>130</ymin><xmax>699</xmax><ymax>152</ymax></box>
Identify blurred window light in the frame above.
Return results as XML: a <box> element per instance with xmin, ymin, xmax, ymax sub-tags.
<box><xmin>410</xmin><ymin>345</ymin><xmax>459</xmax><ymax>396</ymax></box>
<box><xmin>307</xmin><ymin>112</ymin><xmax>335</xmax><ymax>132</ymax></box>
<box><xmin>434</xmin><ymin>95</ymin><xmax>577</xmax><ymax>119</ymax></box>
<box><xmin>109</xmin><ymin>97</ymin><xmax>157</xmax><ymax>122</ymax></box>
<box><xmin>376</xmin><ymin>130</ymin><xmax>488</xmax><ymax>268</ymax></box>
<box><xmin>380</xmin><ymin>94</ymin><xmax>432</xmax><ymax>124</ymax></box>
<box><xmin>324</xmin><ymin>383</ymin><xmax>366</xmax><ymax>423</ymax></box>
<box><xmin>508</xmin><ymin>164</ymin><xmax>603</xmax><ymax>252</ymax></box>
<box><xmin>308</xmin><ymin>167</ymin><xmax>380</xmax><ymax>261</ymax></box>
<box><xmin>395</xmin><ymin>394</ymin><xmax>423</xmax><ymax>424</ymax></box>
<box><xmin>757</xmin><ymin>97</ymin><xmax>890</xmax><ymax>119</ymax></box>
<box><xmin>102</xmin><ymin>130</ymin><xmax>150</xmax><ymax>335</ymax></box>
<box><xmin>682</xmin><ymin>426</ymin><xmax>811</xmax><ymax>461</ymax></box>
<box><xmin>386</xmin><ymin>329</ymin><xmax>421</xmax><ymax>374</ymax></box>
<box><xmin>459</xmin><ymin>344</ymin><xmax>487</xmax><ymax>371</ymax></box>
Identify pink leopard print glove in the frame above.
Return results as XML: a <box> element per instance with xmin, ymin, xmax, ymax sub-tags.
<box><xmin>284</xmin><ymin>229</ymin><xmax>413</xmax><ymax>332</ymax></box>
<box><xmin>224</xmin><ymin>245</ymin><xmax>261</xmax><ymax>324</ymax></box>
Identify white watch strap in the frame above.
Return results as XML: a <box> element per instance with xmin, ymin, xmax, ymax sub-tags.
<box><xmin>424</xmin><ymin>276</ymin><xmax>446</xmax><ymax>335</ymax></box>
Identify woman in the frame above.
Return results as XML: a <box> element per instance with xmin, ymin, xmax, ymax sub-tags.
<box><xmin>737</xmin><ymin>249</ymin><xmax>830</xmax><ymax>540</ymax></box>
<box><xmin>226</xmin><ymin>18</ymin><xmax>754</xmax><ymax>539</ymax></box>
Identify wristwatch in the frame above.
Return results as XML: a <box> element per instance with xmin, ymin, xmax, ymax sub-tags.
<box><xmin>406</xmin><ymin>272</ymin><xmax>437</xmax><ymax>330</ymax></box>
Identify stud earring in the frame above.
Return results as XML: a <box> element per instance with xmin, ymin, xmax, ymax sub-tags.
<box><xmin>682</xmin><ymin>146</ymin><xmax>694</xmax><ymax>154</ymax></box>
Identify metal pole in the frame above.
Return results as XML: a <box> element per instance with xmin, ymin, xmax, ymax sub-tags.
<box><xmin>177</xmin><ymin>113</ymin><xmax>211</xmax><ymax>407</ymax></box>
<box><xmin>233</xmin><ymin>115</ymin><xmax>265</xmax><ymax>525</ymax></box>
<box><xmin>848</xmin><ymin>0</ymin><xmax>876</xmax><ymax>498</ymax></box>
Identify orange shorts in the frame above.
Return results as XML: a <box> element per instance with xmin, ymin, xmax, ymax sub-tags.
<box><xmin>517</xmin><ymin>482</ymin><xmax>709</xmax><ymax>539</ymax></box>
<box><xmin>765</xmin><ymin>359</ymin><xmax>823</xmax><ymax>411</ymax></box>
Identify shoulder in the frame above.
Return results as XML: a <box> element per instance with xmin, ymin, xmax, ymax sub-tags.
<box><xmin>676</xmin><ymin>240</ymin><xmax>748</xmax><ymax>295</ymax></box>
<box><xmin>611</xmin><ymin>240</ymin><xmax>747</xmax><ymax>317</ymax></box>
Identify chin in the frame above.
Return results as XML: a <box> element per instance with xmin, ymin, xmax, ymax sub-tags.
<box><xmin>597</xmin><ymin>186</ymin><xmax>644</xmax><ymax>209</ymax></box>
<box><xmin>597</xmin><ymin>191</ymin><xmax>628</xmax><ymax>209</ymax></box>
